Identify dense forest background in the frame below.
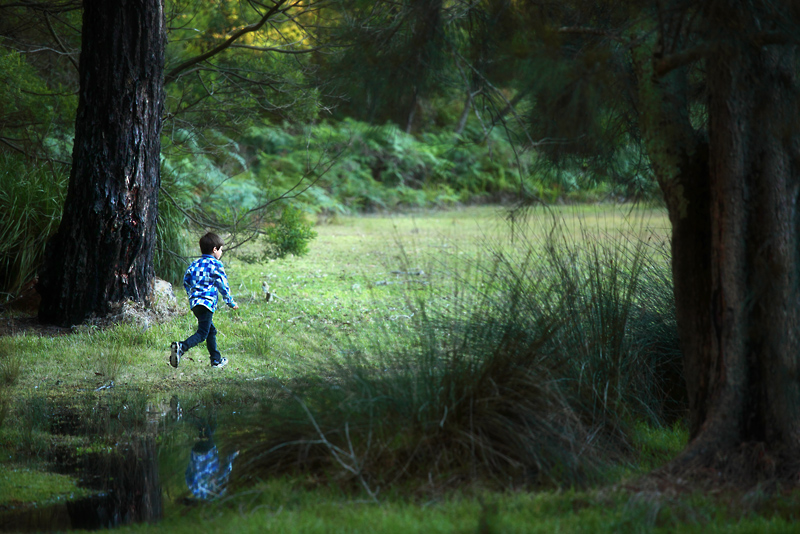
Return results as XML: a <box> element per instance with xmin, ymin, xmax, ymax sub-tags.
<box><xmin>0</xmin><ymin>0</ymin><xmax>656</xmax><ymax>296</ymax></box>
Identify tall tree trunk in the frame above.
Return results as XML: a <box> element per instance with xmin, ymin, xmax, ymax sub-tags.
<box><xmin>633</xmin><ymin>39</ymin><xmax>714</xmax><ymax>440</ymax></box>
<box><xmin>405</xmin><ymin>88</ymin><xmax>418</xmax><ymax>134</ymax></box>
<box><xmin>38</xmin><ymin>0</ymin><xmax>165</xmax><ymax>327</ymax></box>
<box><xmin>393</xmin><ymin>0</ymin><xmax>442</xmax><ymax>130</ymax></box>
<box><xmin>637</xmin><ymin>3</ymin><xmax>800</xmax><ymax>471</ymax></box>
<box><xmin>684</xmin><ymin>42</ymin><xmax>800</xmax><ymax>458</ymax></box>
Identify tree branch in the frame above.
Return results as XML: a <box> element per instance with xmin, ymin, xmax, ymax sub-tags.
<box><xmin>158</xmin><ymin>129</ymin><xmax>345</xmax><ymax>256</ymax></box>
<box><xmin>558</xmin><ymin>26</ymin><xmax>625</xmax><ymax>44</ymax></box>
<box><xmin>0</xmin><ymin>1</ymin><xmax>80</xmax><ymax>11</ymax></box>
<box><xmin>44</xmin><ymin>11</ymin><xmax>78</xmax><ymax>72</ymax></box>
<box><xmin>751</xmin><ymin>31</ymin><xmax>797</xmax><ymax>47</ymax></box>
<box><xmin>229</xmin><ymin>43</ymin><xmax>328</xmax><ymax>54</ymax></box>
<box><xmin>0</xmin><ymin>136</ymin><xmax>71</xmax><ymax>165</ymax></box>
<box><xmin>654</xmin><ymin>32</ymin><xmax>798</xmax><ymax>77</ymax></box>
<box><xmin>164</xmin><ymin>0</ymin><xmax>295</xmax><ymax>84</ymax></box>
<box><xmin>654</xmin><ymin>43</ymin><xmax>713</xmax><ymax>77</ymax></box>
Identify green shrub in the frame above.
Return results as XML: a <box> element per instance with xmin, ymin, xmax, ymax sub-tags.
<box><xmin>0</xmin><ymin>155</ymin><xmax>67</xmax><ymax>298</ymax></box>
<box><xmin>158</xmin><ymin>120</ymin><xmax>657</xmax><ymax>232</ymax></box>
<box><xmin>248</xmin><ymin>120</ymin><xmax>535</xmax><ymax>213</ymax></box>
<box><xmin>263</xmin><ymin>204</ymin><xmax>318</xmax><ymax>260</ymax></box>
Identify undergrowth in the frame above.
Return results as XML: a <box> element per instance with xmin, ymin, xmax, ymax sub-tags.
<box><xmin>0</xmin><ymin>154</ymin><xmax>66</xmax><ymax>300</ymax></box>
<box><xmin>231</xmin><ymin>207</ymin><xmax>683</xmax><ymax>495</ymax></box>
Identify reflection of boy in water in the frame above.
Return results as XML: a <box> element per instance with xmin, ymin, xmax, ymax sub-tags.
<box><xmin>185</xmin><ymin>422</ymin><xmax>239</xmax><ymax>500</ymax></box>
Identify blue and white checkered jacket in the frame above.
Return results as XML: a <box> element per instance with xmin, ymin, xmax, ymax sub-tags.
<box><xmin>185</xmin><ymin>445</ymin><xmax>237</xmax><ymax>500</ymax></box>
<box><xmin>183</xmin><ymin>255</ymin><xmax>237</xmax><ymax>312</ymax></box>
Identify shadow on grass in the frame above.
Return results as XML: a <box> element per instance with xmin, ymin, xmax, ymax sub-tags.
<box><xmin>229</xmin><ymin>207</ymin><xmax>685</xmax><ymax>497</ymax></box>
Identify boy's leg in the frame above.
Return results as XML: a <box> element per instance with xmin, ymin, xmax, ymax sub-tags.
<box><xmin>181</xmin><ymin>306</ymin><xmax>214</xmax><ymax>352</ymax></box>
<box><xmin>206</xmin><ymin>320</ymin><xmax>223</xmax><ymax>365</ymax></box>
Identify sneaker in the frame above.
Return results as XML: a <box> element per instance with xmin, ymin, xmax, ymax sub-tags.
<box><xmin>211</xmin><ymin>357</ymin><xmax>228</xmax><ymax>368</ymax></box>
<box><xmin>170</xmin><ymin>341</ymin><xmax>182</xmax><ymax>368</ymax></box>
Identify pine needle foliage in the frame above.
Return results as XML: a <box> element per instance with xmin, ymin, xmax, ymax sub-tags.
<box><xmin>155</xmin><ymin>167</ymin><xmax>193</xmax><ymax>285</ymax></box>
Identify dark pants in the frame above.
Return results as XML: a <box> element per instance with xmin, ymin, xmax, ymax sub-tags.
<box><xmin>181</xmin><ymin>306</ymin><xmax>222</xmax><ymax>364</ymax></box>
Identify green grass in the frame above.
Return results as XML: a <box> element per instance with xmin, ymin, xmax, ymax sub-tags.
<box><xmin>0</xmin><ymin>467</ymin><xmax>91</xmax><ymax>507</ymax></box>
<box><xmin>113</xmin><ymin>481</ymin><xmax>800</xmax><ymax>534</ymax></box>
<box><xmin>2</xmin><ymin>206</ymin><xmax>797</xmax><ymax>532</ymax></box>
<box><xmin>1</xmin><ymin>206</ymin><xmax>555</xmax><ymax>393</ymax></box>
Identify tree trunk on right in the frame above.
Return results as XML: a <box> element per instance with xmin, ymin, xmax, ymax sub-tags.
<box><xmin>665</xmin><ymin>41</ymin><xmax>800</xmax><ymax>475</ymax></box>
<box><xmin>639</xmin><ymin>0</ymin><xmax>800</xmax><ymax>477</ymax></box>
<box><xmin>688</xmin><ymin>41</ymin><xmax>800</xmax><ymax>450</ymax></box>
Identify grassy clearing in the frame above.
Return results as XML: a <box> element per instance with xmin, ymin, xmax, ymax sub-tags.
<box><xmin>2</xmin><ymin>206</ymin><xmax>797</xmax><ymax>532</ymax></box>
<box><xmin>1</xmin><ymin>205</ymin><xmax>668</xmax><ymax>393</ymax></box>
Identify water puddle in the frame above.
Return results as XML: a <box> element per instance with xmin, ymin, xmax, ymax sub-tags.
<box><xmin>2</xmin><ymin>439</ymin><xmax>162</xmax><ymax>532</ymax></box>
<box><xmin>0</xmin><ymin>396</ymin><xmax>239</xmax><ymax>532</ymax></box>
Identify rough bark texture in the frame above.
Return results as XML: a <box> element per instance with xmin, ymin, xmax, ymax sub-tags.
<box><xmin>38</xmin><ymin>0</ymin><xmax>165</xmax><ymax>327</ymax></box>
<box><xmin>689</xmin><ymin>41</ymin><xmax>800</xmax><ymax>454</ymax></box>
<box><xmin>648</xmin><ymin>2</ymin><xmax>800</xmax><ymax>475</ymax></box>
<box><xmin>638</xmin><ymin>1</ymin><xmax>800</xmax><ymax>475</ymax></box>
<box><xmin>633</xmin><ymin>39</ymin><xmax>715</xmax><ymax>441</ymax></box>
<box><xmin>664</xmin><ymin>140</ymin><xmax>713</xmax><ymax>440</ymax></box>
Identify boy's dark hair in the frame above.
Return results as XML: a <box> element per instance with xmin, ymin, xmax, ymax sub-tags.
<box><xmin>199</xmin><ymin>232</ymin><xmax>224</xmax><ymax>255</ymax></box>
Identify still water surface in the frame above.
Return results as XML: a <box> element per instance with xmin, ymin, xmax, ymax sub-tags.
<box><xmin>1</xmin><ymin>398</ymin><xmax>238</xmax><ymax>532</ymax></box>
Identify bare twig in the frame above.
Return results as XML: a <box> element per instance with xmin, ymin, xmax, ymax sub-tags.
<box><xmin>44</xmin><ymin>11</ymin><xmax>78</xmax><ymax>71</ymax></box>
<box><xmin>229</xmin><ymin>43</ymin><xmax>327</xmax><ymax>54</ymax></box>
<box><xmin>278</xmin><ymin>381</ymin><xmax>379</xmax><ymax>502</ymax></box>
<box><xmin>654</xmin><ymin>42</ymin><xmax>713</xmax><ymax>77</ymax></box>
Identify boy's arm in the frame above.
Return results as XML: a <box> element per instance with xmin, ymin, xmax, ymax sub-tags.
<box><xmin>183</xmin><ymin>265</ymin><xmax>193</xmax><ymax>295</ymax></box>
<box><xmin>215</xmin><ymin>263</ymin><xmax>238</xmax><ymax>308</ymax></box>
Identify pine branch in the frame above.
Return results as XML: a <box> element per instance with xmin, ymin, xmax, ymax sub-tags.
<box><xmin>165</xmin><ymin>0</ymin><xmax>295</xmax><ymax>84</ymax></box>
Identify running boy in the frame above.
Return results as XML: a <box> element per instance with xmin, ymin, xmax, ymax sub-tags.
<box><xmin>171</xmin><ymin>232</ymin><xmax>238</xmax><ymax>368</ymax></box>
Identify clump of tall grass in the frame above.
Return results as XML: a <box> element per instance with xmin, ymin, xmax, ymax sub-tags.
<box><xmin>534</xmin><ymin>213</ymin><xmax>683</xmax><ymax>430</ymax></box>
<box><xmin>94</xmin><ymin>346</ymin><xmax>132</xmax><ymax>382</ymax></box>
<box><xmin>0</xmin><ymin>155</ymin><xmax>67</xmax><ymax>299</ymax></box>
<box><xmin>232</xmin><ymin>207</ymin><xmax>682</xmax><ymax>494</ymax></box>
<box><xmin>0</xmin><ymin>337</ymin><xmax>22</xmax><ymax>388</ymax></box>
<box><xmin>235</xmin><ymin>295</ymin><xmax>601</xmax><ymax>493</ymax></box>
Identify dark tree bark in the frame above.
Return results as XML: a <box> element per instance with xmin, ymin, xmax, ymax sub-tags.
<box><xmin>644</xmin><ymin>4</ymin><xmax>800</xmax><ymax>476</ymax></box>
<box><xmin>633</xmin><ymin>0</ymin><xmax>800</xmax><ymax>477</ymax></box>
<box><xmin>635</xmin><ymin>70</ymin><xmax>715</xmax><ymax>439</ymax></box>
<box><xmin>37</xmin><ymin>0</ymin><xmax>165</xmax><ymax>326</ymax></box>
<box><xmin>683</xmin><ymin>40</ymin><xmax>800</xmax><ymax>457</ymax></box>
<box><xmin>635</xmin><ymin>64</ymin><xmax>714</xmax><ymax>439</ymax></box>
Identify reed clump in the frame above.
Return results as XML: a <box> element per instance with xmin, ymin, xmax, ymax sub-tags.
<box><xmin>232</xmin><ymin>209</ymin><xmax>683</xmax><ymax>494</ymax></box>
